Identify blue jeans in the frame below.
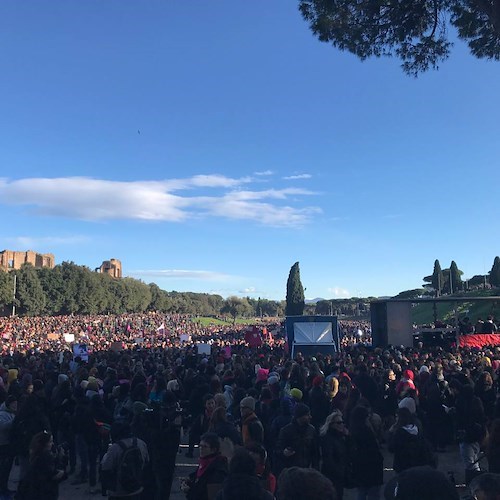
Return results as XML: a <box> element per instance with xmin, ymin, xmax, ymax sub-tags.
<box><xmin>75</xmin><ymin>435</ymin><xmax>99</xmax><ymax>486</ymax></box>
<box><xmin>459</xmin><ymin>441</ymin><xmax>481</xmax><ymax>471</ymax></box>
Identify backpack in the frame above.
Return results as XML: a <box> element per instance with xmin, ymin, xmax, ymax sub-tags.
<box><xmin>116</xmin><ymin>438</ymin><xmax>144</xmax><ymax>493</ymax></box>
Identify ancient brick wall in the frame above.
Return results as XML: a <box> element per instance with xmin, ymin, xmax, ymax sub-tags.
<box><xmin>0</xmin><ymin>250</ymin><xmax>55</xmax><ymax>271</ymax></box>
<box><xmin>99</xmin><ymin>258</ymin><xmax>122</xmax><ymax>278</ymax></box>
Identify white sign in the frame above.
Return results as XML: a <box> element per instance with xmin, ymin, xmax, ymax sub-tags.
<box><xmin>197</xmin><ymin>343</ymin><xmax>211</xmax><ymax>355</ymax></box>
<box><xmin>64</xmin><ymin>333</ymin><xmax>75</xmax><ymax>343</ymax></box>
<box><xmin>73</xmin><ymin>344</ymin><xmax>89</xmax><ymax>362</ymax></box>
<box><xmin>180</xmin><ymin>334</ymin><xmax>191</xmax><ymax>343</ymax></box>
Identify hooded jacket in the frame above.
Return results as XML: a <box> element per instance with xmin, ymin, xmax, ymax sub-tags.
<box><xmin>389</xmin><ymin>424</ymin><xmax>435</xmax><ymax>473</ymax></box>
<box><xmin>0</xmin><ymin>402</ymin><xmax>15</xmax><ymax>446</ymax></box>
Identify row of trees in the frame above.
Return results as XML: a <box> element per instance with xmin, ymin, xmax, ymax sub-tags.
<box><xmin>0</xmin><ymin>261</ymin><xmax>370</xmax><ymax>319</ymax></box>
<box><xmin>0</xmin><ymin>262</ymin><xmax>289</xmax><ymax>318</ymax></box>
<box><xmin>423</xmin><ymin>256</ymin><xmax>500</xmax><ymax>296</ymax></box>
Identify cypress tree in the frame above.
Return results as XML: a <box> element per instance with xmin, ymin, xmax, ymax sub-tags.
<box><xmin>285</xmin><ymin>262</ymin><xmax>305</xmax><ymax>316</ymax></box>
<box><xmin>449</xmin><ymin>261</ymin><xmax>463</xmax><ymax>293</ymax></box>
<box><xmin>490</xmin><ymin>256</ymin><xmax>500</xmax><ymax>287</ymax></box>
<box><xmin>431</xmin><ymin>259</ymin><xmax>444</xmax><ymax>297</ymax></box>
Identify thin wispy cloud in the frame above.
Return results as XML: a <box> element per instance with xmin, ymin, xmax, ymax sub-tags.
<box><xmin>5</xmin><ymin>235</ymin><xmax>89</xmax><ymax>247</ymax></box>
<box><xmin>238</xmin><ymin>287</ymin><xmax>258</xmax><ymax>294</ymax></box>
<box><xmin>283</xmin><ymin>174</ymin><xmax>312</xmax><ymax>180</ymax></box>
<box><xmin>254</xmin><ymin>170</ymin><xmax>274</xmax><ymax>176</ymax></box>
<box><xmin>128</xmin><ymin>269</ymin><xmax>233</xmax><ymax>281</ymax></box>
<box><xmin>0</xmin><ymin>176</ymin><xmax>320</xmax><ymax>227</ymax></box>
<box><xmin>382</xmin><ymin>214</ymin><xmax>403</xmax><ymax>219</ymax></box>
<box><xmin>327</xmin><ymin>287</ymin><xmax>351</xmax><ymax>298</ymax></box>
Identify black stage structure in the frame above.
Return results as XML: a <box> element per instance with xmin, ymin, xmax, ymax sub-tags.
<box><xmin>371</xmin><ymin>296</ymin><xmax>500</xmax><ymax>348</ymax></box>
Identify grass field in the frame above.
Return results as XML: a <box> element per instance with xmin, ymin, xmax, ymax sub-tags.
<box><xmin>191</xmin><ymin>316</ymin><xmax>257</xmax><ymax>326</ymax></box>
<box><xmin>411</xmin><ymin>290</ymin><xmax>500</xmax><ymax>324</ymax></box>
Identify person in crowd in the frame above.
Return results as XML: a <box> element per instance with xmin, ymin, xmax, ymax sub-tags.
<box><xmin>188</xmin><ymin>394</ymin><xmax>216</xmax><ymax>458</ymax></box>
<box><xmin>320</xmin><ymin>410</ymin><xmax>351</xmax><ymax>500</ymax></box>
<box><xmin>245</xmin><ymin>441</ymin><xmax>277</xmax><ymax>495</ymax></box>
<box><xmin>309</xmin><ymin>376</ymin><xmax>330</xmax><ymax>430</ymax></box>
<box><xmin>469</xmin><ymin>472</ymin><xmax>500</xmax><ymax>500</ymax></box>
<box><xmin>214</xmin><ymin>447</ymin><xmax>273</xmax><ymax>500</ymax></box>
<box><xmin>0</xmin><ymin>395</ymin><xmax>17</xmax><ymax>494</ymax></box>
<box><xmin>276</xmin><ymin>466</ymin><xmax>337</xmax><ymax>500</ymax></box>
<box><xmin>11</xmin><ymin>379</ymin><xmax>51</xmax><ymax>479</ymax></box>
<box><xmin>17</xmin><ymin>431</ymin><xmax>67</xmax><ymax>500</ymax></box>
<box><xmin>456</xmin><ymin>383</ymin><xmax>487</xmax><ymax>485</ymax></box>
<box><xmin>383</xmin><ymin>465</ymin><xmax>459</xmax><ymax>500</ymax></box>
<box><xmin>209</xmin><ymin>406</ymin><xmax>241</xmax><ymax>446</ymax></box>
<box><xmin>486</xmin><ymin>419</ymin><xmax>500</xmax><ymax>473</ymax></box>
<box><xmin>388</xmin><ymin>407</ymin><xmax>435</xmax><ymax>473</ymax></box>
<box><xmin>239</xmin><ymin>396</ymin><xmax>264</xmax><ymax>445</ymax></box>
<box><xmin>349</xmin><ymin>405</ymin><xmax>383</xmax><ymax>500</ymax></box>
<box><xmin>476</xmin><ymin>372</ymin><xmax>496</xmax><ymax>420</ymax></box>
<box><xmin>100</xmin><ymin>421</ymin><xmax>149</xmax><ymax>500</ymax></box>
<box><xmin>276</xmin><ymin>403</ymin><xmax>319</xmax><ymax>473</ymax></box>
<box><xmin>180</xmin><ymin>432</ymin><xmax>228</xmax><ymax>500</ymax></box>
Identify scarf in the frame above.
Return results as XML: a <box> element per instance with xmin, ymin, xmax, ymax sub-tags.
<box><xmin>242</xmin><ymin>412</ymin><xmax>257</xmax><ymax>444</ymax></box>
<box><xmin>196</xmin><ymin>453</ymin><xmax>219</xmax><ymax>478</ymax></box>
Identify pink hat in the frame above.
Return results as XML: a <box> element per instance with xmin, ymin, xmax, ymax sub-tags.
<box><xmin>256</xmin><ymin>368</ymin><xmax>269</xmax><ymax>383</ymax></box>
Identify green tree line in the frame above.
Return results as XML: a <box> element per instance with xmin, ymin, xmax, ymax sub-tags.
<box><xmin>0</xmin><ymin>262</ymin><xmax>287</xmax><ymax>318</ymax></box>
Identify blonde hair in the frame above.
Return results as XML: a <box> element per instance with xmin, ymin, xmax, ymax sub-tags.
<box><xmin>319</xmin><ymin>410</ymin><xmax>343</xmax><ymax>437</ymax></box>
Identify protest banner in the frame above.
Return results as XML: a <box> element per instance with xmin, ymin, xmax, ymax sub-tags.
<box><xmin>73</xmin><ymin>344</ymin><xmax>89</xmax><ymax>362</ymax></box>
<box><xmin>197</xmin><ymin>343</ymin><xmax>211</xmax><ymax>355</ymax></box>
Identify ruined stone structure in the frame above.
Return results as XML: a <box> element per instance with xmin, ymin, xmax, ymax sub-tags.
<box><xmin>0</xmin><ymin>250</ymin><xmax>55</xmax><ymax>271</ymax></box>
<box><xmin>99</xmin><ymin>258</ymin><xmax>122</xmax><ymax>278</ymax></box>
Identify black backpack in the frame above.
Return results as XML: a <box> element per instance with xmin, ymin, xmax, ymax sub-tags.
<box><xmin>116</xmin><ymin>438</ymin><xmax>144</xmax><ymax>493</ymax></box>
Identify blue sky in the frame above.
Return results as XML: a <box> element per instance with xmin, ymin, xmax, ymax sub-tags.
<box><xmin>1</xmin><ymin>1</ymin><xmax>499</xmax><ymax>300</ymax></box>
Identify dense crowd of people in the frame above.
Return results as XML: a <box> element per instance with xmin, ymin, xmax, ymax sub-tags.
<box><xmin>0</xmin><ymin>313</ymin><xmax>500</xmax><ymax>499</ymax></box>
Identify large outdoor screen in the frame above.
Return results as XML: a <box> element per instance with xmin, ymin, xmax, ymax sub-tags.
<box><xmin>293</xmin><ymin>322</ymin><xmax>334</xmax><ymax>344</ymax></box>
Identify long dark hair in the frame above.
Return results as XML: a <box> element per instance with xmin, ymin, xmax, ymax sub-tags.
<box><xmin>29</xmin><ymin>431</ymin><xmax>52</xmax><ymax>463</ymax></box>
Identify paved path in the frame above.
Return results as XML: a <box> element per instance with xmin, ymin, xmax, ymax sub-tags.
<box><xmin>59</xmin><ymin>442</ymin><xmax>473</xmax><ymax>499</ymax></box>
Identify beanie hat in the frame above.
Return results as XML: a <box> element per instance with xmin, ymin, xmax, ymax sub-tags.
<box><xmin>7</xmin><ymin>369</ymin><xmax>18</xmax><ymax>384</ymax></box>
<box><xmin>268</xmin><ymin>375</ymin><xmax>279</xmax><ymax>386</ymax></box>
<box><xmin>240</xmin><ymin>396</ymin><xmax>256</xmax><ymax>412</ymax></box>
<box><xmin>167</xmin><ymin>379</ymin><xmax>179</xmax><ymax>392</ymax></box>
<box><xmin>256</xmin><ymin>368</ymin><xmax>269</xmax><ymax>383</ymax></box>
<box><xmin>290</xmin><ymin>388</ymin><xmax>303</xmax><ymax>401</ymax></box>
<box><xmin>58</xmin><ymin>374</ymin><xmax>69</xmax><ymax>385</ymax></box>
<box><xmin>294</xmin><ymin>403</ymin><xmax>311</xmax><ymax>419</ymax></box>
<box><xmin>312</xmin><ymin>376</ymin><xmax>324</xmax><ymax>387</ymax></box>
<box><xmin>419</xmin><ymin>365</ymin><xmax>430</xmax><ymax>374</ymax></box>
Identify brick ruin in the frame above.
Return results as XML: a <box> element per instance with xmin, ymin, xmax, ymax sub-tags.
<box><xmin>99</xmin><ymin>258</ymin><xmax>122</xmax><ymax>278</ymax></box>
<box><xmin>0</xmin><ymin>250</ymin><xmax>55</xmax><ymax>271</ymax></box>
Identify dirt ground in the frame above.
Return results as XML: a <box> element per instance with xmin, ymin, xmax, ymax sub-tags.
<box><xmin>59</xmin><ymin>440</ymin><xmax>477</xmax><ymax>500</ymax></box>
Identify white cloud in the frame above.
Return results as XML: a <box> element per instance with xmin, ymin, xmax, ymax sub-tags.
<box><xmin>0</xmin><ymin>176</ymin><xmax>320</xmax><ymax>227</ymax></box>
<box><xmin>283</xmin><ymin>174</ymin><xmax>312</xmax><ymax>180</ymax></box>
<box><xmin>327</xmin><ymin>287</ymin><xmax>351</xmax><ymax>298</ymax></box>
<box><xmin>254</xmin><ymin>170</ymin><xmax>274</xmax><ymax>176</ymax></box>
<box><xmin>238</xmin><ymin>287</ymin><xmax>257</xmax><ymax>294</ymax></box>
<box><xmin>128</xmin><ymin>269</ymin><xmax>233</xmax><ymax>281</ymax></box>
<box><xmin>5</xmin><ymin>235</ymin><xmax>89</xmax><ymax>246</ymax></box>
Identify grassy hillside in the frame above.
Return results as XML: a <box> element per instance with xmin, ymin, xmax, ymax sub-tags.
<box><xmin>191</xmin><ymin>316</ymin><xmax>256</xmax><ymax>326</ymax></box>
<box><xmin>410</xmin><ymin>290</ymin><xmax>500</xmax><ymax>325</ymax></box>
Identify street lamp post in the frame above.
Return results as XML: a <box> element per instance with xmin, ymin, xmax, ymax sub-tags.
<box><xmin>12</xmin><ymin>274</ymin><xmax>17</xmax><ymax>317</ymax></box>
